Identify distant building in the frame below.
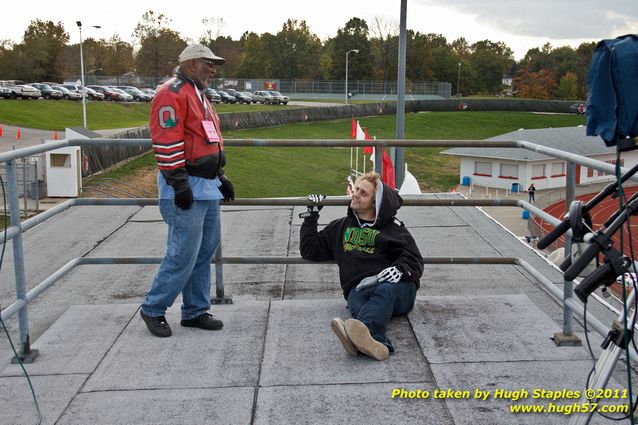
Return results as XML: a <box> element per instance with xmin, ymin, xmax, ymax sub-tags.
<box><xmin>442</xmin><ymin>126</ymin><xmax>638</xmax><ymax>190</ymax></box>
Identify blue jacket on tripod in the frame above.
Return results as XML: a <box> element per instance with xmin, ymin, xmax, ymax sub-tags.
<box><xmin>586</xmin><ymin>34</ymin><xmax>638</xmax><ymax>146</ymax></box>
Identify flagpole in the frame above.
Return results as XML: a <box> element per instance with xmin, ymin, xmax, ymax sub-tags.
<box><xmin>350</xmin><ymin>147</ymin><xmax>353</xmax><ymax>172</ymax></box>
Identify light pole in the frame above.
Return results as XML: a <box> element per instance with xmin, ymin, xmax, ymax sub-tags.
<box><xmin>457</xmin><ymin>62</ymin><xmax>461</xmax><ymax>97</ymax></box>
<box><xmin>77</xmin><ymin>21</ymin><xmax>101</xmax><ymax>128</ymax></box>
<box><xmin>345</xmin><ymin>49</ymin><xmax>359</xmax><ymax>105</ymax></box>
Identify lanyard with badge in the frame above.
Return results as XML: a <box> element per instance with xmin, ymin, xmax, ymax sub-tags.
<box><xmin>195</xmin><ymin>87</ymin><xmax>222</xmax><ymax>145</ymax></box>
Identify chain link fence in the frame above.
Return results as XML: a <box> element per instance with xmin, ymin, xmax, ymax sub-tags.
<box><xmin>73</xmin><ymin>75</ymin><xmax>452</xmax><ymax>99</ymax></box>
<box><xmin>0</xmin><ymin>160</ymin><xmax>41</xmax><ymax>217</ymax></box>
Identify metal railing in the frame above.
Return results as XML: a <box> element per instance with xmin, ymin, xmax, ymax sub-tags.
<box><xmin>1</xmin><ymin>137</ymin><xmax>636</xmax><ymax>363</ymax></box>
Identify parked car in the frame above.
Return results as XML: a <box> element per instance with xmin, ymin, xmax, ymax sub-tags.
<box><xmin>57</xmin><ymin>84</ymin><xmax>100</xmax><ymax>101</ymax></box>
<box><xmin>268</xmin><ymin>91</ymin><xmax>289</xmax><ymax>105</ymax></box>
<box><xmin>16</xmin><ymin>85</ymin><xmax>41</xmax><ymax>99</ymax></box>
<box><xmin>217</xmin><ymin>90</ymin><xmax>237</xmax><ymax>104</ymax></box>
<box><xmin>0</xmin><ymin>80</ymin><xmax>27</xmax><ymax>99</ymax></box>
<box><xmin>119</xmin><ymin>87</ymin><xmax>151</xmax><ymax>102</ymax></box>
<box><xmin>204</xmin><ymin>88</ymin><xmax>221</xmax><ymax>104</ymax></box>
<box><xmin>252</xmin><ymin>90</ymin><xmax>278</xmax><ymax>104</ymax></box>
<box><xmin>109</xmin><ymin>87</ymin><xmax>134</xmax><ymax>102</ymax></box>
<box><xmin>0</xmin><ymin>85</ymin><xmax>19</xmax><ymax>99</ymax></box>
<box><xmin>55</xmin><ymin>86</ymin><xmax>82</xmax><ymax>100</ymax></box>
<box><xmin>0</xmin><ymin>87</ymin><xmax>12</xmax><ymax>99</ymax></box>
<box><xmin>86</xmin><ymin>87</ymin><xmax>105</xmax><ymax>101</ymax></box>
<box><xmin>0</xmin><ymin>81</ymin><xmax>41</xmax><ymax>99</ymax></box>
<box><xmin>234</xmin><ymin>91</ymin><xmax>253</xmax><ymax>104</ymax></box>
<box><xmin>87</xmin><ymin>85</ymin><xmax>121</xmax><ymax>101</ymax></box>
<box><xmin>141</xmin><ymin>88</ymin><xmax>156</xmax><ymax>99</ymax></box>
<box><xmin>27</xmin><ymin>83</ymin><xmax>62</xmax><ymax>100</ymax></box>
<box><xmin>131</xmin><ymin>87</ymin><xmax>153</xmax><ymax>102</ymax></box>
<box><xmin>59</xmin><ymin>84</ymin><xmax>84</xmax><ymax>99</ymax></box>
<box><xmin>59</xmin><ymin>84</ymin><xmax>80</xmax><ymax>91</ymax></box>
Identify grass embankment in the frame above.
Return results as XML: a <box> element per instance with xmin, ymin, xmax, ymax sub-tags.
<box><xmin>0</xmin><ymin>100</ymin><xmax>297</xmax><ymax>131</ymax></box>
<box><xmin>0</xmin><ymin>100</ymin><xmax>151</xmax><ymax>130</ymax></box>
<box><xmin>87</xmin><ymin>111</ymin><xmax>586</xmax><ymax>197</ymax></box>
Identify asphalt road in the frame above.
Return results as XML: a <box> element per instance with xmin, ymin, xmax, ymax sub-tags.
<box><xmin>0</xmin><ymin>125</ymin><xmax>58</xmax><ymax>152</ymax></box>
<box><xmin>0</xmin><ymin>125</ymin><xmax>138</xmax><ymax>154</ymax></box>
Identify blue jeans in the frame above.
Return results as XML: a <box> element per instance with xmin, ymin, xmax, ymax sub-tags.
<box><xmin>142</xmin><ymin>199</ymin><xmax>220</xmax><ymax>320</ymax></box>
<box><xmin>347</xmin><ymin>280</ymin><xmax>417</xmax><ymax>353</ymax></box>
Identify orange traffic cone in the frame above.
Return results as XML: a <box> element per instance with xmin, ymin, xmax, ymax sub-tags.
<box><xmin>54</xmin><ymin>131</ymin><xmax>58</xmax><ymax>140</ymax></box>
<box><xmin>16</xmin><ymin>128</ymin><xmax>21</xmax><ymax>140</ymax></box>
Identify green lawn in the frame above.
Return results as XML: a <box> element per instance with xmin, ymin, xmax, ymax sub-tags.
<box><xmin>101</xmin><ymin>111</ymin><xmax>584</xmax><ymax>197</ymax></box>
<box><xmin>0</xmin><ymin>100</ymin><xmax>151</xmax><ymax>130</ymax></box>
<box><xmin>223</xmin><ymin>112</ymin><xmax>585</xmax><ymax>195</ymax></box>
<box><xmin>0</xmin><ymin>100</ymin><xmax>298</xmax><ymax>131</ymax></box>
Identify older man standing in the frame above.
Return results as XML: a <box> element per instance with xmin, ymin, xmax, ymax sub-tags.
<box><xmin>140</xmin><ymin>44</ymin><xmax>235</xmax><ymax>337</ymax></box>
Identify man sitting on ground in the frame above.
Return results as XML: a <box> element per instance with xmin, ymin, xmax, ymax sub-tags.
<box><xmin>299</xmin><ymin>172</ymin><xmax>423</xmax><ymax>360</ymax></box>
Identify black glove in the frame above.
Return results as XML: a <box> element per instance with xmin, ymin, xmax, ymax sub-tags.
<box><xmin>174</xmin><ymin>185</ymin><xmax>193</xmax><ymax>210</ymax></box>
<box><xmin>219</xmin><ymin>175</ymin><xmax>235</xmax><ymax>202</ymax></box>
<box><xmin>299</xmin><ymin>194</ymin><xmax>325</xmax><ymax>218</ymax></box>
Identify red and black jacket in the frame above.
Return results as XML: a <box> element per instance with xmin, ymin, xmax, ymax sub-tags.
<box><xmin>150</xmin><ymin>73</ymin><xmax>226</xmax><ymax>190</ymax></box>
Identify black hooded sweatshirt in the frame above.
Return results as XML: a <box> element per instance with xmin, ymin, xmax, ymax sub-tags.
<box><xmin>300</xmin><ymin>181</ymin><xmax>423</xmax><ymax>298</ymax></box>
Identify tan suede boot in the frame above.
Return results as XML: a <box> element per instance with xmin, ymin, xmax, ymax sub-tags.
<box><xmin>331</xmin><ymin>318</ymin><xmax>358</xmax><ymax>356</ymax></box>
<box><xmin>344</xmin><ymin>318</ymin><xmax>389</xmax><ymax>361</ymax></box>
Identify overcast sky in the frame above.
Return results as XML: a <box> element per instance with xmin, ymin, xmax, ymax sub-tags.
<box><xmin>2</xmin><ymin>0</ymin><xmax>636</xmax><ymax>60</ymax></box>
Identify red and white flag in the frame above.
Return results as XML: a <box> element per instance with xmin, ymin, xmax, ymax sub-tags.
<box><xmin>381</xmin><ymin>148</ymin><xmax>396</xmax><ymax>189</ymax></box>
<box><xmin>355</xmin><ymin>121</ymin><xmax>398</xmax><ymax>188</ymax></box>
<box><xmin>355</xmin><ymin>121</ymin><xmax>365</xmax><ymax>140</ymax></box>
<box><xmin>350</xmin><ymin>117</ymin><xmax>357</xmax><ymax>139</ymax></box>
<box><xmin>362</xmin><ymin>127</ymin><xmax>373</xmax><ymax>155</ymax></box>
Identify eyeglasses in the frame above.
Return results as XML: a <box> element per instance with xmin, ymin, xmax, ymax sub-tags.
<box><xmin>198</xmin><ymin>59</ymin><xmax>216</xmax><ymax>67</ymax></box>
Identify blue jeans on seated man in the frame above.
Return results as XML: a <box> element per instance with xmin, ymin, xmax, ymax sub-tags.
<box><xmin>346</xmin><ymin>280</ymin><xmax>417</xmax><ymax>354</ymax></box>
<box><xmin>142</xmin><ymin>199</ymin><xmax>220</xmax><ymax>320</ymax></box>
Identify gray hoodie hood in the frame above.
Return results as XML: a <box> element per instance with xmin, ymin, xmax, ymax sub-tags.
<box><xmin>348</xmin><ymin>179</ymin><xmax>402</xmax><ymax>227</ymax></box>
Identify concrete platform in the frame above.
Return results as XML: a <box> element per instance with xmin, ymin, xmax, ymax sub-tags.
<box><xmin>0</xmin><ymin>198</ymin><xmax>634</xmax><ymax>424</ymax></box>
<box><xmin>0</xmin><ymin>296</ymin><xmax>627</xmax><ymax>425</ymax></box>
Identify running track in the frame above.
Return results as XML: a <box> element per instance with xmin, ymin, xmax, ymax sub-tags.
<box><xmin>536</xmin><ymin>186</ymin><xmax>638</xmax><ymax>257</ymax></box>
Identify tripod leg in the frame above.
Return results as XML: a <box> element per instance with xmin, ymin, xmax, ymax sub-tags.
<box><xmin>568</xmin><ymin>344</ymin><xmax>623</xmax><ymax>425</ymax></box>
<box><xmin>570</xmin><ymin>288</ymin><xmax>637</xmax><ymax>424</ymax></box>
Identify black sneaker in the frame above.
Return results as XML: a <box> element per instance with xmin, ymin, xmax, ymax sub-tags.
<box><xmin>140</xmin><ymin>310</ymin><xmax>172</xmax><ymax>337</ymax></box>
<box><xmin>181</xmin><ymin>313</ymin><xmax>223</xmax><ymax>330</ymax></box>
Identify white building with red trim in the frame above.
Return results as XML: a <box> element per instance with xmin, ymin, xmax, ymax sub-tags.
<box><xmin>442</xmin><ymin>126</ymin><xmax>637</xmax><ymax>191</ymax></box>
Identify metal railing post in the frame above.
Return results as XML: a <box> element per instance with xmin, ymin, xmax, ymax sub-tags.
<box><xmin>6</xmin><ymin>160</ymin><xmax>39</xmax><ymax>362</ymax></box>
<box><xmin>34</xmin><ymin>160</ymin><xmax>39</xmax><ymax>213</ymax></box>
<box><xmin>211</xmin><ymin>217</ymin><xmax>231</xmax><ymax>304</ymax></box>
<box><xmin>555</xmin><ymin>161</ymin><xmax>581</xmax><ymax>346</ymax></box>
<box><xmin>21</xmin><ymin>161</ymin><xmax>27</xmax><ymax>217</ymax></box>
<box><xmin>374</xmin><ymin>145</ymin><xmax>383</xmax><ymax>176</ymax></box>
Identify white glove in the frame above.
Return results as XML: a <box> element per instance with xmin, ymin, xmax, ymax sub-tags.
<box><xmin>306</xmin><ymin>194</ymin><xmax>325</xmax><ymax>214</ymax></box>
<box><xmin>308</xmin><ymin>194</ymin><xmax>325</xmax><ymax>204</ymax></box>
<box><xmin>299</xmin><ymin>194</ymin><xmax>325</xmax><ymax>218</ymax></box>
<box><xmin>377</xmin><ymin>266</ymin><xmax>403</xmax><ymax>283</ymax></box>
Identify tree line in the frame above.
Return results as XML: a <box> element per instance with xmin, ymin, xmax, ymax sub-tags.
<box><xmin>0</xmin><ymin>11</ymin><xmax>596</xmax><ymax>99</ymax></box>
